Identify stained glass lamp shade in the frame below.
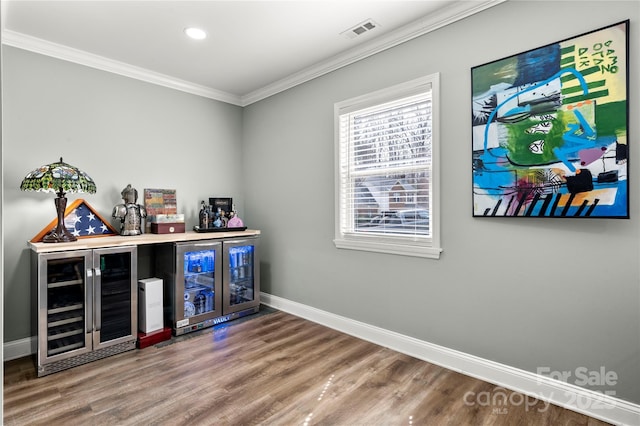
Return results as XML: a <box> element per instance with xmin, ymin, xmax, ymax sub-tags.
<box><xmin>20</xmin><ymin>157</ymin><xmax>97</xmax><ymax>243</ymax></box>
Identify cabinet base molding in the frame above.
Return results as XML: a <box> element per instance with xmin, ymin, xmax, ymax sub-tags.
<box><xmin>37</xmin><ymin>339</ymin><xmax>136</xmax><ymax>377</ymax></box>
<box><xmin>174</xmin><ymin>305</ymin><xmax>259</xmax><ymax>336</ymax></box>
<box><xmin>137</xmin><ymin>327</ymin><xmax>173</xmax><ymax>349</ymax></box>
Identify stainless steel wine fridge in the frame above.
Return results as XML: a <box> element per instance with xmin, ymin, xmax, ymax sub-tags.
<box><xmin>156</xmin><ymin>236</ymin><xmax>260</xmax><ymax>335</ymax></box>
<box><xmin>31</xmin><ymin>246</ymin><xmax>138</xmax><ymax>377</ymax></box>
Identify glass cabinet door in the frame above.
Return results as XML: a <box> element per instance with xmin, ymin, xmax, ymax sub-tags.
<box><xmin>93</xmin><ymin>247</ymin><xmax>137</xmax><ymax>349</ymax></box>
<box><xmin>228</xmin><ymin>245</ymin><xmax>255</xmax><ymax>306</ymax></box>
<box><xmin>183</xmin><ymin>249</ymin><xmax>217</xmax><ymax>317</ymax></box>
<box><xmin>41</xmin><ymin>253</ymin><xmax>92</xmax><ymax>360</ymax></box>
<box><xmin>223</xmin><ymin>238</ymin><xmax>260</xmax><ymax>314</ymax></box>
<box><xmin>174</xmin><ymin>241</ymin><xmax>223</xmax><ymax>327</ymax></box>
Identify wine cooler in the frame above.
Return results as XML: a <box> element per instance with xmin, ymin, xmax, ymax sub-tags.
<box><xmin>31</xmin><ymin>246</ymin><xmax>138</xmax><ymax>377</ymax></box>
<box><xmin>156</xmin><ymin>236</ymin><xmax>260</xmax><ymax>335</ymax></box>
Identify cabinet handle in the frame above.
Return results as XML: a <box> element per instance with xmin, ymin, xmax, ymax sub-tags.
<box><xmin>190</xmin><ymin>243</ymin><xmax>220</xmax><ymax>248</ymax></box>
<box><xmin>224</xmin><ymin>240</ymin><xmax>244</xmax><ymax>245</ymax></box>
<box><xmin>86</xmin><ymin>269</ymin><xmax>93</xmax><ymax>334</ymax></box>
<box><xmin>94</xmin><ymin>268</ymin><xmax>102</xmax><ymax>332</ymax></box>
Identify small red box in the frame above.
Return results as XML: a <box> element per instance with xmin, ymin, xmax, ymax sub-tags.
<box><xmin>137</xmin><ymin>327</ymin><xmax>172</xmax><ymax>349</ymax></box>
<box><xmin>151</xmin><ymin>222</ymin><xmax>185</xmax><ymax>234</ymax></box>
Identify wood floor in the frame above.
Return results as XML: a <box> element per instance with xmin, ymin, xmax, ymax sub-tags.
<box><xmin>4</xmin><ymin>309</ymin><xmax>611</xmax><ymax>425</ymax></box>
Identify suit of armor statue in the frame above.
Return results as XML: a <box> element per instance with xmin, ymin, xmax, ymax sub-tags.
<box><xmin>112</xmin><ymin>184</ymin><xmax>147</xmax><ymax>236</ymax></box>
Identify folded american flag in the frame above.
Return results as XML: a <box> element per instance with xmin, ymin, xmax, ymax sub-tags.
<box><xmin>62</xmin><ymin>200</ymin><xmax>116</xmax><ymax>237</ymax></box>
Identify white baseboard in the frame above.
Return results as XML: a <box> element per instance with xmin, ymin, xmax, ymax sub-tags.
<box><xmin>4</xmin><ymin>336</ymin><xmax>36</xmax><ymax>361</ymax></box>
<box><xmin>6</xmin><ymin>295</ymin><xmax>638</xmax><ymax>425</ymax></box>
<box><xmin>260</xmin><ymin>292</ymin><xmax>640</xmax><ymax>426</ymax></box>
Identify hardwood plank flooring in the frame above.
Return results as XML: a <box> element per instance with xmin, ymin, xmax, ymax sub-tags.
<box><xmin>4</xmin><ymin>310</ymin><xmax>611</xmax><ymax>425</ymax></box>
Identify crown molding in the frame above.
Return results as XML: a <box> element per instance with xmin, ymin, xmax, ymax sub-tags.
<box><xmin>240</xmin><ymin>0</ymin><xmax>506</xmax><ymax>106</ymax></box>
<box><xmin>1</xmin><ymin>0</ymin><xmax>505</xmax><ymax>107</ymax></box>
<box><xmin>1</xmin><ymin>29</ymin><xmax>244</xmax><ymax>106</ymax></box>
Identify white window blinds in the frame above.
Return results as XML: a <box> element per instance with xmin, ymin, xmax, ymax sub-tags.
<box><xmin>337</xmin><ymin>90</ymin><xmax>432</xmax><ymax>239</ymax></box>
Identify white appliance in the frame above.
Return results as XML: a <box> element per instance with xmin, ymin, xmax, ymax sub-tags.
<box><xmin>138</xmin><ymin>278</ymin><xmax>164</xmax><ymax>333</ymax></box>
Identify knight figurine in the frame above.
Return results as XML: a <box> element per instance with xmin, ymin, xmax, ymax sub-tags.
<box><xmin>112</xmin><ymin>184</ymin><xmax>147</xmax><ymax>236</ymax></box>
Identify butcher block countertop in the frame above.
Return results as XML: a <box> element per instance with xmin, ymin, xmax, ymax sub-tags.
<box><xmin>28</xmin><ymin>229</ymin><xmax>261</xmax><ymax>253</ymax></box>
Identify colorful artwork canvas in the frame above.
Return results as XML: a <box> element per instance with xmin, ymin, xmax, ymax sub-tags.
<box><xmin>472</xmin><ymin>21</ymin><xmax>629</xmax><ymax>218</ymax></box>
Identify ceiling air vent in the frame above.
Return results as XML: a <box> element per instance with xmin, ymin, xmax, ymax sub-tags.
<box><xmin>341</xmin><ymin>19</ymin><xmax>379</xmax><ymax>39</ymax></box>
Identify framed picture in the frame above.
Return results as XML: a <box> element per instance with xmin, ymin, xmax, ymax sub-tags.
<box><xmin>144</xmin><ymin>188</ymin><xmax>178</xmax><ymax>216</ymax></box>
<box><xmin>208</xmin><ymin>197</ymin><xmax>233</xmax><ymax>216</ymax></box>
<box><xmin>471</xmin><ymin>20</ymin><xmax>629</xmax><ymax>218</ymax></box>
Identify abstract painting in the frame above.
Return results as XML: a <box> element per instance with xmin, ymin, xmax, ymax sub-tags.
<box><xmin>472</xmin><ymin>21</ymin><xmax>629</xmax><ymax>218</ymax></box>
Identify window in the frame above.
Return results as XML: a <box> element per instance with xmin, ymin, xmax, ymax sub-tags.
<box><xmin>334</xmin><ymin>74</ymin><xmax>441</xmax><ymax>259</ymax></box>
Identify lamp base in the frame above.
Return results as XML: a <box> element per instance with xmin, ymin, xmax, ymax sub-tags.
<box><xmin>42</xmin><ymin>228</ymin><xmax>77</xmax><ymax>243</ymax></box>
<box><xmin>42</xmin><ymin>195</ymin><xmax>77</xmax><ymax>243</ymax></box>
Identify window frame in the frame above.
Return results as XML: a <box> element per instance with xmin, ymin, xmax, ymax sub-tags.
<box><xmin>333</xmin><ymin>73</ymin><xmax>442</xmax><ymax>259</ymax></box>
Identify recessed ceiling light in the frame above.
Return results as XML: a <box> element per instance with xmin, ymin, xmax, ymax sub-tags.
<box><xmin>184</xmin><ymin>27</ymin><xmax>207</xmax><ymax>40</ymax></box>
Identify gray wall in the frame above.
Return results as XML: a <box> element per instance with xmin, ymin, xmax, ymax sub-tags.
<box><xmin>2</xmin><ymin>0</ymin><xmax>639</xmax><ymax>406</ymax></box>
<box><xmin>2</xmin><ymin>46</ymin><xmax>244</xmax><ymax>342</ymax></box>
<box><xmin>242</xmin><ymin>1</ymin><xmax>640</xmax><ymax>404</ymax></box>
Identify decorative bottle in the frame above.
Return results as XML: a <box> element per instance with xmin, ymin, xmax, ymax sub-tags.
<box><xmin>199</xmin><ymin>200</ymin><xmax>209</xmax><ymax>229</ymax></box>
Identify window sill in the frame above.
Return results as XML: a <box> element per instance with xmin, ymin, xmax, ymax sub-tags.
<box><xmin>334</xmin><ymin>237</ymin><xmax>442</xmax><ymax>259</ymax></box>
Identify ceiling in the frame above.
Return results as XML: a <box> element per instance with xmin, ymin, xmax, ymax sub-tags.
<box><xmin>1</xmin><ymin>1</ymin><xmax>503</xmax><ymax>106</ymax></box>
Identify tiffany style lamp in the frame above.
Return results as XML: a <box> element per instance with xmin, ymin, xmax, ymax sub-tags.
<box><xmin>20</xmin><ymin>157</ymin><xmax>97</xmax><ymax>243</ymax></box>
